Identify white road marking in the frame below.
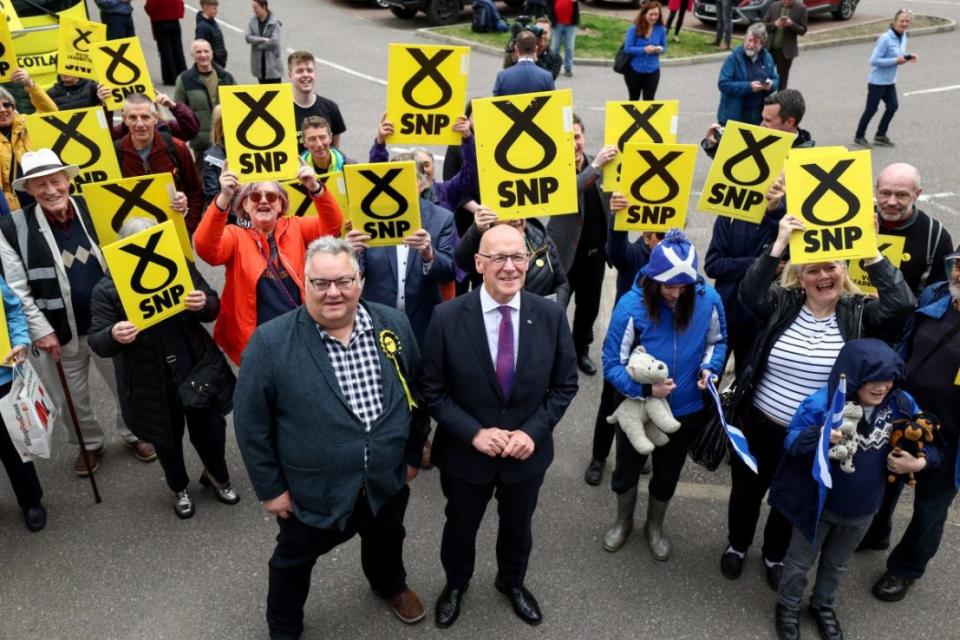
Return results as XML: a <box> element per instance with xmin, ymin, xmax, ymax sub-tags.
<box><xmin>904</xmin><ymin>84</ymin><xmax>960</xmax><ymax>97</ymax></box>
<box><xmin>184</xmin><ymin>3</ymin><xmax>244</xmax><ymax>34</ymax></box>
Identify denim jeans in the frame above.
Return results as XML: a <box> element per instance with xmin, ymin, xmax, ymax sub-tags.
<box><xmin>716</xmin><ymin>0</ymin><xmax>734</xmax><ymax>45</ymax></box>
<box><xmin>551</xmin><ymin>24</ymin><xmax>577</xmax><ymax>73</ymax></box>
<box><xmin>777</xmin><ymin>510</ymin><xmax>873</xmax><ymax>611</ymax></box>
<box><xmin>855</xmin><ymin>83</ymin><xmax>899</xmax><ymax>138</ymax></box>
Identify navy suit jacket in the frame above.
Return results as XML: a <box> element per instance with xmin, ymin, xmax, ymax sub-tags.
<box><xmin>492</xmin><ymin>60</ymin><xmax>556</xmax><ymax>96</ymax></box>
<box><xmin>420</xmin><ymin>289</ymin><xmax>579</xmax><ymax>484</ymax></box>
<box><xmin>360</xmin><ymin>198</ymin><xmax>455</xmax><ymax>346</ymax></box>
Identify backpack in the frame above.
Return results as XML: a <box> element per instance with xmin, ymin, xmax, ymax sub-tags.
<box><xmin>472</xmin><ymin>0</ymin><xmax>492</xmax><ymax>33</ymax></box>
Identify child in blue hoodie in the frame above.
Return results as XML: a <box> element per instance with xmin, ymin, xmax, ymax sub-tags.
<box><xmin>769</xmin><ymin>339</ymin><xmax>938</xmax><ymax>640</ymax></box>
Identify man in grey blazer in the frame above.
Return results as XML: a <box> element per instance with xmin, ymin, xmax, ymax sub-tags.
<box><xmin>235</xmin><ymin>237</ymin><xmax>429</xmax><ymax>639</ymax></box>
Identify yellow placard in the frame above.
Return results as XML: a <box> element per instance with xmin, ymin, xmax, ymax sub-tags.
<box><xmin>848</xmin><ymin>235</ymin><xmax>905</xmax><ymax>294</ymax></box>
<box><xmin>787</xmin><ymin>146</ymin><xmax>846</xmax><ymax>159</ymax></box>
<box><xmin>0</xmin><ymin>296</ymin><xmax>9</xmax><ymax>360</ymax></box>
<box><xmin>954</xmin><ymin>367</ymin><xmax>960</xmax><ymax>386</ymax></box>
<box><xmin>57</xmin><ymin>17</ymin><xmax>107</xmax><ymax>80</ymax></box>
<box><xmin>282</xmin><ymin>172</ymin><xmax>349</xmax><ymax>218</ymax></box>
<box><xmin>92</xmin><ymin>37</ymin><xmax>156</xmax><ymax>110</ymax></box>
<box><xmin>474</xmin><ymin>89</ymin><xmax>577</xmax><ymax>219</ymax></box>
<box><xmin>386</xmin><ymin>43</ymin><xmax>469</xmax><ymax>146</ymax></box>
<box><xmin>0</xmin><ymin>0</ymin><xmax>22</xmax><ymax>32</ymax></box>
<box><xmin>102</xmin><ymin>221</ymin><xmax>193</xmax><ymax>330</ymax></box>
<box><xmin>0</xmin><ymin>13</ymin><xmax>15</xmax><ymax>82</ymax></box>
<box><xmin>786</xmin><ymin>149</ymin><xmax>877</xmax><ymax>264</ymax></box>
<box><xmin>220</xmin><ymin>84</ymin><xmax>299</xmax><ymax>183</ymax></box>
<box><xmin>697</xmin><ymin>121</ymin><xmax>796</xmax><ymax>224</ymax></box>
<box><xmin>614</xmin><ymin>143</ymin><xmax>698</xmax><ymax>232</ymax></box>
<box><xmin>345</xmin><ymin>162</ymin><xmax>421</xmax><ymax>248</ymax></box>
<box><xmin>602</xmin><ymin>100</ymin><xmax>678</xmax><ymax>191</ymax></box>
<box><xmin>25</xmin><ymin>107</ymin><xmax>121</xmax><ymax>190</ymax></box>
<box><xmin>83</xmin><ymin>174</ymin><xmax>195</xmax><ymax>261</ymax></box>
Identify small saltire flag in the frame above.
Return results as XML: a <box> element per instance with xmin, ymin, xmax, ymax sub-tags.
<box><xmin>814</xmin><ymin>375</ymin><xmax>847</xmax><ymax>491</ymax></box>
<box><xmin>706</xmin><ymin>376</ymin><xmax>758</xmax><ymax>474</ymax></box>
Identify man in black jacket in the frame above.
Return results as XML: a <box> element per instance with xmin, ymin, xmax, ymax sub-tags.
<box><xmin>195</xmin><ymin>0</ymin><xmax>228</xmax><ymax>68</ymax></box>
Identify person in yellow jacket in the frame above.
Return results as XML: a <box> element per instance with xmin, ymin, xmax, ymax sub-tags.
<box><xmin>0</xmin><ymin>69</ymin><xmax>58</xmax><ymax>212</ymax></box>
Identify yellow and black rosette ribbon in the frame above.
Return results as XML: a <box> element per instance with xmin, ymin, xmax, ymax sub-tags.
<box><xmin>379</xmin><ymin>329</ymin><xmax>418</xmax><ymax>410</ymax></box>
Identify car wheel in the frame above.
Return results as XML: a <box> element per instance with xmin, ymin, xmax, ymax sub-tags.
<box><xmin>374</xmin><ymin>0</ymin><xmax>390</xmax><ymax>7</ymax></box>
<box><xmin>426</xmin><ymin>0</ymin><xmax>461</xmax><ymax>25</ymax></box>
<box><xmin>390</xmin><ymin>5</ymin><xmax>419</xmax><ymax>18</ymax></box>
<box><xmin>832</xmin><ymin>0</ymin><xmax>857</xmax><ymax>21</ymax></box>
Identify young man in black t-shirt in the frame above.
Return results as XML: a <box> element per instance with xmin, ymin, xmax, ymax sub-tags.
<box><xmin>287</xmin><ymin>50</ymin><xmax>347</xmax><ymax>154</ymax></box>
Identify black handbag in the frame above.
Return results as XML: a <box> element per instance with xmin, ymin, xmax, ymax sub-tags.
<box><xmin>689</xmin><ymin>387</ymin><xmax>735</xmax><ymax>471</ymax></box>
<box><xmin>163</xmin><ymin>333</ymin><xmax>236</xmax><ymax>413</ymax></box>
<box><xmin>613</xmin><ymin>44</ymin><xmax>630</xmax><ymax>75</ymax></box>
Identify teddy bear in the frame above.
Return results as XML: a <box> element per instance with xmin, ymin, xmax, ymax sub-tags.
<box><xmin>828</xmin><ymin>402</ymin><xmax>863</xmax><ymax>474</ymax></box>
<box><xmin>888</xmin><ymin>412</ymin><xmax>940</xmax><ymax>487</ymax></box>
<box><xmin>606</xmin><ymin>346</ymin><xmax>681</xmax><ymax>456</ymax></box>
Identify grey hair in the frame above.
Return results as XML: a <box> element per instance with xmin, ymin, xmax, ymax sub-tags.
<box><xmin>118</xmin><ymin>217</ymin><xmax>158</xmax><ymax>239</ymax></box>
<box><xmin>122</xmin><ymin>93</ymin><xmax>158</xmax><ymax>114</ymax></box>
<box><xmin>390</xmin><ymin>151</ymin><xmax>427</xmax><ymax>185</ymax></box>
<box><xmin>0</xmin><ymin>86</ymin><xmax>13</xmax><ymax>106</ymax></box>
<box><xmin>305</xmin><ymin>236</ymin><xmax>360</xmax><ymax>273</ymax></box>
<box><xmin>747</xmin><ymin>22</ymin><xmax>768</xmax><ymax>43</ymax></box>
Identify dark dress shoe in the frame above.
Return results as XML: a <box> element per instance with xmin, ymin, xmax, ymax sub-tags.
<box><xmin>765</xmin><ymin>560</ymin><xmax>784</xmax><ymax>591</ymax></box>
<box><xmin>435</xmin><ymin>583</ymin><xmax>467</xmax><ymax>628</ymax></box>
<box><xmin>774</xmin><ymin>603</ymin><xmax>800</xmax><ymax>640</ymax></box>
<box><xmin>872</xmin><ymin>572</ymin><xmax>914</xmax><ymax>602</ymax></box>
<box><xmin>808</xmin><ymin>604</ymin><xmax>843</xmax><ymax>640</ymax></box>
<box><xmin>855</xmin><ymin>536</ymin><xmax>890</xmax><ymax>552</ymax></box>
<box><xmin>577</xmin><ymin>354</ymin><xmax>597</xmax><ymax>376</ymax></box>
<box><xmin>494</xmin><ymin>575</ymin><xmax>542</xmax><ymax>626</ymax></box>
<box><xmin>24</xmin><ymin>505</ymin><xmax>47</xmax><ymax>532</ymax></box>
<box><xmin>720</xmin><ymin>549</ymin><xmax>744</xmax><ymax>579</ymax></box>
<box><xmin>583</xmin><ymin>459</ymin><xmax>604</xmax><ymax>486</ymax></box>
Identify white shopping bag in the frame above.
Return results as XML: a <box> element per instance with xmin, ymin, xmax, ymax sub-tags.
<box><xmin>1</xmin><ymin>361</ymin><xmax>57</xmax><ymax>462</ymax></box>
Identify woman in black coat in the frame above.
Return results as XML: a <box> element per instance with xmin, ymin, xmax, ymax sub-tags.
<box><xmin>88</xmin><ymin>219</ymin><xmax>239</xmax><ymax>519</ymax></box>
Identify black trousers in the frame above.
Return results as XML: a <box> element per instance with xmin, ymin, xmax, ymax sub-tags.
<box><xmin>440</xmin><ymin>471</ymin><xmax>545</xmax><ymax>589</ymax></box>
<box><xmin>726</xmin><ymin>405</ymin><xmax>793</xmax><ymax>562</ymax></box>
<box><xmin>727</xmin><ymin>318</ymin><xmax>758</xmax><ymax>382</ymax></box>
<box><xmin>267</xmin><ymin>485</ymin><xmax>410</xmax><ymax>638</ymax></box>
<box><xmin>611</xmin><ymin>408</ymin><xmax>708</xmax><ymax>501</ymax></box>
<box><xmin>665</xmin><ymin>3</ymin><xmax>688</xmax><ymax>35</ymax></box>
<box><xmin>153</xmin><ymin>405</ymin><xmax>230</xmax><ymax>493</ymax></box>
<box><xmin>152</xmin><ymin>20</ymin><xmax>187</xmax><ymax>85</ymax></box>
<box><xmin>590</xmin><ymin>380</ymin><xmax>624</xmax><ymax>463</ymax></box>
<box><xmin>568</xmin><ymin>250</ymin><xmax>606</xmax><ymax>354</ymax></box>
<box><xmin>624</xmin><ymin>67</ymin><xmax>660</xmax><ymax>101</ymax></box>
<box><xmin>771</xmin><ymin>48</ymin><xmax>793</xmax><ymax>91</ymax></box>
<box><xmin>0</xmin><ymin>385</ymin><xmax>43</xmax><ymax>511</ymax></box>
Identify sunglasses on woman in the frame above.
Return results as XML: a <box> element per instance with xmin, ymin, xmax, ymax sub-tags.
<box><xmin>248</xmin><ymin>191</ymin><xmax>279</xmax><ymax>204</ymax></box>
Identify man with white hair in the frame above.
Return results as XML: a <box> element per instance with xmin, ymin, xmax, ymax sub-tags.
<box><xmin>0</xmin><ymin>150</ymin><xmax>184</xmax><ymax>476</ymax></box>
<box><xmin>716</xmin><ymin>22</ymin><xmax>779</xmax><ymax>126</ymax></box>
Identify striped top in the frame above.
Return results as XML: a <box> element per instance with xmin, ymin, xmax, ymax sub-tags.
<box><xmin>753</xmin><ymin>307</ymin><xmax>845</xmax><ymax>426</ymax></box>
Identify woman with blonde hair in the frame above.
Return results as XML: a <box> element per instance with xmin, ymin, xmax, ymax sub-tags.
<box><xmin>718</xmin><ymin>214</ymin><xmax>915</xmax><ymax>590</ymax></box>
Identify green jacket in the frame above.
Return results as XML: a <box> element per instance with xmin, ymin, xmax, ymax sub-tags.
<box><xmin>174</xmin><ymin>63</ymin><xmax>236</xmax><ymax>155</ymax></box>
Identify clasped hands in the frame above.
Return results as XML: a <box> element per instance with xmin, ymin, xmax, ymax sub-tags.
<box><xmin>472</xmin><ymin>427</ymin><xmax>535</xmax><ymax>460</ymax></box>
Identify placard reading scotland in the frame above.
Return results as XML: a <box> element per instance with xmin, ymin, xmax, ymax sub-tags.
<box><xmin>92</xmin><ymin>37</ymin><xmax>156</xmax><ymax>110</ymax></box>
<box><xmin>786</xmin><ymin>148</ymin><xmax>877</xmax><ymax>264</ymax></box>
<box><xmin>57</xmin><ymin>17</ymin><xmax>107</xmax><ymax>79</ymax></box>
<box><xmin>83</xmin><ymin>173</ymin><xmax>195</xmax><ymax>261</ymax></box>
<box><xmin>281</xmin><ymin>172</ymin><xmax>350</xmax><ymax>219</ymax></box>
<box><xmin>474</xmin><ymin>89</ymin><xmax>576</xmax><ymax>219</ymax></box>
<box><xmin>344</xmin><ymin>162</ymin><xmax>421</xmax><ymax>248</ymax></box>
<box><xmin>696</xmin><ymin>121</ymin><xmax>796</xmax><ymax>224</ymax></box>
<box><xmin>0</xmin><ymin>13</ymin><xmax>15</xmax><ymax>82</ymax></box>
<box><xmin>602</xmin><ymin>100</ymin><xmax>679</xmax><ymax>191</ymax></box>
<box><xmin>386</xmin><ymin>43</ymin><xmax>469</xmax><ymax>146</ymax></box>
<box><xmin>848</xmin><ymin>234</ymin><xmax>906</xmax><ymax>295</ymax></box>
<box><xmin>220</xmin><ymin>84</ymin><xmax>299</xmax><ymax>183</ymax></box>
<box><xmin>102</xmin><ymin>221</ymin><xmax>193</xmax><ymax>330</ymax></box>
<box><xmin>614</xmin><ymin>143</ymin><xmax>698</xmax><ymax>232</ymax></box>
<box><xmin>25</xmin><ymin>107</ymin><xmax>121</xmax><ymax>189</ymax></box>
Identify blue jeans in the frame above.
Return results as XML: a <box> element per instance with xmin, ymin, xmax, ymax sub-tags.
<box><xmin>716</xmin><ymin>0</ymin><xmax>733</xmax><ymax>45</ymax></box>
<box><xmin>551</xmin><ymin>24</ymin><xmax>576</xmax><ymax>73</ymax></box>
<box><xmin>855</xmin><ymin>83</ymin><xmax>899</xmax><ymax>138</ymax></box>
<box><xmin>101</xmin><ymin>13</ymin><xmax>135</xmax><ymax>40</ymax></box>
<box><xmin>778</xmin><ymin>510</ymin><xmax>873</xmax><ymax>611</ymax></box>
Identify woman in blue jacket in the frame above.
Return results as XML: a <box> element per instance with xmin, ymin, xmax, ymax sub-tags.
<box><xmin>769</xmin><ymin>339</ymin><xmax>935</xmax><ymax>640</ymax></box>
<box><xmin>0</xmin><ymin>276</ymin><xmax>46</xmax><ymax>531</ymax></box>
<box><xmin>601</xmin><ymin>230</ymin><xmax>727</xmax><ymax>560</ymax></box>
<box><xmin>622</xmin><ymin>1</ymin><xmax>668</xmax><ymax>101</ymax></box>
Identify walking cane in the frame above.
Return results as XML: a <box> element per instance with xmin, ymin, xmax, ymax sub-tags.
<box><xmin>55</xmin><ymin>360</ymin><xmax>102</xmax><ymax>504</ymax></box>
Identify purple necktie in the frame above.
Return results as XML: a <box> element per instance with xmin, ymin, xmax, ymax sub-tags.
<box><xmin>495</xmin><ymin>305</ymin><xmax>515</xmax><ymax>397</ymax></box>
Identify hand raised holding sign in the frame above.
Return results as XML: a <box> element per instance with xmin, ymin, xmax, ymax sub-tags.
<box><xmin>10</xmin><ymin>69</ymin><xmax>33</xmax><ymax>88</ymax></box>
<box><xmin>766</xmin><ymin>174</ymin><xmax>785</xmax><ymax>212</ymax></box>
<box><xmin>111</xmin><ymin>321</ymin><xmax>139</xmax><ymax>345</ymax></box>
<box><xmin>474</xmin><ymin>205</ymin><xmax>498</xmax><ymax>231</ymax></box>
<box><xmin>610</xmin><ymin>192</ymin><xmax>629</xmax><ymax>212</ymax></box>
<box><xmin>216</xmin><ymin>164</ymin><xmax>239</xmax><ymax>209</ymax></box>
<box><xmin>96</xmin><ymin>83</ymin><xmax>112</xmax><ymax>105</ymax></box>
<box><xmin>593</xmin><ymin>145</ymin><xmax>618</xmax><ymax>168</ymax></box>
<box><xmin>771</xmin><ymin>214</ymin><xmax>806</xmax><ymax>258</ymax></box>
<box><xmin>404</xmin><ymin>229</ymin><xmax>433</xmax><ymax>262</ymax></box>
<box><xmin>184</xmin><ymin>290</ymin><xmax>207</xmax><ymax>311</ymax></box>
<box><xmin>376</xmin><ymin>113</ymin><xmax>394</xmax><ymax>145</ymax></box>
<box><xmin>172</xmin><ymin>191</ymin><xmax>188</xmax><ymax>216</ymax></box>
<box><xmin>344</xmin><ymin>224</ymin><xmax>372</xmax><ymax>254</ymax></box>
<box><xmin>452</xmin><ymin>115</ymin><xmax>472</xmax><ymax>140</ymax></box>
<box><xmin>297</xmin><ymin>157</ymin><xmax>321</xmax><ymax>195</ymax></box>
<box><xmin>155</xmin><ymin>92</ymin><xmax>176</xmax><ymax>109</ymax></box>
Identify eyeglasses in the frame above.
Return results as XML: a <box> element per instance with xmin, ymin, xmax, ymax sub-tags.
<box><xmin>0</xmin><ymin>102</ymin><xmax>14</xmax><ymax>111</ymax></box>
<box><xmin>477</xmin><ymin>252</ymin><xmax>529</xmax><ymax>266</ymax></box>
<box><xmin>248</xmin><ymin>191</ymin><xmax>279</xmax><ymax>204</ymax></box>
<box><xmin>308</xmin><ymin>275</ymin><xmax>357</xmax><ymax>293</ymax></box>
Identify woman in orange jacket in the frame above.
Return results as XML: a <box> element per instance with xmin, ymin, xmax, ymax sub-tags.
<box><xmin>194</xmin><ymin>164</ymin><xmax>342</xmax><ymax>364</ymax></box>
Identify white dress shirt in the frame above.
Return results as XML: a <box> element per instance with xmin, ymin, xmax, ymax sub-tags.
<box><xmin>479</xmin><ymin>286</ymin><xmax>520</xmax><ymax>368</ymax></box>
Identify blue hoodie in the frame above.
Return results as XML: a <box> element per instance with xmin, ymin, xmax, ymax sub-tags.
<box><xmin>770</xmin><ymin>338</ymin><xmax>940</xmax><ymax>543</ymax></box>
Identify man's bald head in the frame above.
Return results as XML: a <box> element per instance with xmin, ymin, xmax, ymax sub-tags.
<box><xmin>479</xmin><ymin>223</ymin><xmax>525</xmax><ymax>254</ymax></box>
<box><xmin>876</xmin><ymin>163</ymin><xmax>923</xmax><ymax>224</ymax></box>
<box><xmin>877</xmin><ymin>163</ymin><xmax>921</xmax><ymax>191</ymax></box>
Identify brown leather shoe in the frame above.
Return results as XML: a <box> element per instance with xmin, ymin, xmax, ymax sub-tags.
<box><xmin>127</xmin><ymin>439</ymin><xmax>157</xmax><ymax>462</ymax></box>
<box><xmin>74</xmin><ymin>447</ymin><xmax>105</xmax><ymax>477</ymax></box>
<box><xmin>388</xmin><ymin>588</ymin><xmax>425</xmax><ymax>624</ymax></box>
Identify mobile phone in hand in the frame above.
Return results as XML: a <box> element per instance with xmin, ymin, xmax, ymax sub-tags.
<box><xmin>904</xmin><ymin>54</ymin><xmax>915</xmax><ymax>60</ymax></box>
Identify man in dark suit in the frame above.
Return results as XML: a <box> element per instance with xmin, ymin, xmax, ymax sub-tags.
<box><xmin>421</xmin><ymin>224</ymin><xmax>579</xmax><ymax>627</ymax></box>
<box><xmin>763</xmin><ymin>0</ymin><xmax>808</xmax><ymax>91</ymax></box>
<box><xmin>346</xmin><ymin>153</ymin><xmax>456</xmax><ymax>346</ymax></box>
<box><xmin>235</xmin><ymin>237</ymin><xmax>430</xmax><ymax>639</ymax></box>
<box><xmin>493</xmin><ymin>31</ymin><xmax>556</xmax><ymax>97</ymax></box>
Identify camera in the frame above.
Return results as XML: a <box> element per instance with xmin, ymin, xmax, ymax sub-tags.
<box><xmin>509</xmin><ymin>15</ymin><xmax>544</xmax><ymax>39</ymax></box>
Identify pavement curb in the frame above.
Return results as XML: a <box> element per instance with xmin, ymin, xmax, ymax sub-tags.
<box><xmin>416</xmin><ymin>16</ymin><xmax>956</xmax><ymax>68</ymax></box>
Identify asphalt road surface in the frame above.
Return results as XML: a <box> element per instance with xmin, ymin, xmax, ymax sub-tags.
<box><xmin>1</xmin><ymin>1</ymin><xmax>957</xmax><ymax>638</ymax></box>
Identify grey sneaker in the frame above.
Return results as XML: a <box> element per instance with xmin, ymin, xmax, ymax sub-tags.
<box><xmin>174</xmin><ymin>489</ymin><xmax>195</xmax><ymax>519</ymax></box>
<box><xmin>853</xmin><ymin>137</ymin><xmax>872</xmax><ymax>148</ymax></box>
<box><xmin>200</xmin><ymin>469</ymin><xmax>241</xmax><ymax>505</ymax></box>
<box><xmin>873</xmin><ymin>135</ymin><xmax>895</xmax><ymax>147</ymax></box>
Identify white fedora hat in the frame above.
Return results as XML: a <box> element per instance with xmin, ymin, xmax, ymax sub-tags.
<box><xmin>12</xmin><ymin>149</ymin><xmax>80</xmax><ymax>191</ymax></box>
